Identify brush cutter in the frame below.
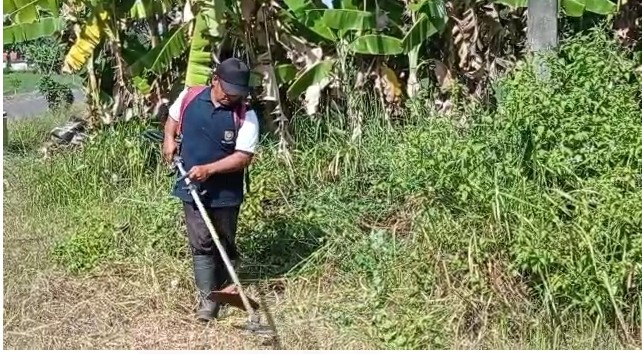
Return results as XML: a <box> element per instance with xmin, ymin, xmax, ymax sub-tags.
<box><xmin>172</xmin><ymin>155</ymin><xmax>275</xmax><ymax>336</ymax></box>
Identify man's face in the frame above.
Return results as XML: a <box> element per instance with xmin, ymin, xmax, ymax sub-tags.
<box><xmin>211</xmin><ymin>76</ymin><xmax>242</xmax><ymax>106</ymax></box>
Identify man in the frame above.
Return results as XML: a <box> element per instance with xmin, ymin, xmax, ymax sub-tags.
<box><xmin>162</xmin><ymin>58</ymin><xmax>259</xmax><ymax>321</ymax></box>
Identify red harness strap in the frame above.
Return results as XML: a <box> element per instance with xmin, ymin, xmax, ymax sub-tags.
<box><xmin>177</xmin><ymin>85</ymin><xmax>207</xmax><ymax>135</ymax></box>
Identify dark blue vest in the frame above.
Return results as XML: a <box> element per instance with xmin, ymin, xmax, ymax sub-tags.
<box><xmin>172</xmin><ymin>86</ymin><xmax>244</xmax><ymax>208</ymax></box>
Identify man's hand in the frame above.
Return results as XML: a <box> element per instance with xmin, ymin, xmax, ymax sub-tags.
<box><xmin>163</xmin><ymin>117</ymin><xmax>179</xmax><ymax>163</ymax></box>
<box><xmin>184</xmin><ymin>151</ymin><xmax>252</xmax><ymax>182</ymax></box>
<box><xmin>188</xmin><ymin>164</ymin><xmax>215</xmax><ymax>182</ymax></box>
<box><xmin>163</xmin><ymin>139</ymin><xmax>177</xmax><ymax>163</ymax></box>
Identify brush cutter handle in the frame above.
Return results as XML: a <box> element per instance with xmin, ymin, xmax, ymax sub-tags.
<box><xmin>172</xmin><ymin>156</ymin><xmax>257</xmax><ymax>320</ymax></box>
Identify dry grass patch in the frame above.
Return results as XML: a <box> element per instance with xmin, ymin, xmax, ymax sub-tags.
<box><xmin>3</xmin><ymin>171</ymin><xmax>363</xmax><ymax>349</ymax></box>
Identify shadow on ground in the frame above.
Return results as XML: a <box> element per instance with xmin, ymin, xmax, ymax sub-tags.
<box><xmin>237</xmin><ymin>216</ymin><xmax>324</xmax><ymax>282</ymax></box>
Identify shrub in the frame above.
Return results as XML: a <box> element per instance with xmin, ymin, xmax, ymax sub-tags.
<box><xmin>485</xmin><ymin>28</ymin><xmax>642</xmax><ymax>319</ymax></box>
<box><xmin>38</xmin><ymin>75</ymin><xmax>74</xmax><ymax>111</ymax></box>
<box><xmin>6</xmin><ymin>75</ymin><xmax>22</xmax><ymax>94</ymax></box>
<box><xmin>23</xmin><ymin>38</ymin><xmax>65</xmax><ymax>74</ymax></box>
<box><xmin>378</xmin><ymin>27</ymin><xmax>642</xmax><ymax>322</ymax></box>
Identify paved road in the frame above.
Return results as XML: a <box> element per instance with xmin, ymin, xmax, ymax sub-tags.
<box><xmin>3</xmin><ymin>90</ymin><xmax>85</xmax><ymax>120</ymax></box>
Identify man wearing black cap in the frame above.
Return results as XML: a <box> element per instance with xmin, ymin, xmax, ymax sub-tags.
<box><xmin>162</xmin><ymin>57</ymin><xmax>259</xmax><ymax>321</ymax></box>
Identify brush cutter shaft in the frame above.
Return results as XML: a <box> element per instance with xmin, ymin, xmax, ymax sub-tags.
<box><xmin>173</xmin><ymin>156</ymin><xmax>256</xmax><ymax>319</ymax></box>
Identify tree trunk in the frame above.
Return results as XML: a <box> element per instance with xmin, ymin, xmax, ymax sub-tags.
<box><xmin>527</xmin><ymin>0</ymin><xmax>558</xmax><ymax>79</ymax></box>
<box><xmin>148</xmin><ymin>15</ymin><xmax>161</xmax><ymax>48</ymax></box>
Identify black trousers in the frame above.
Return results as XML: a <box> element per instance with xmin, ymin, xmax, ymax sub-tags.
<box><xmin>183</xmin><ymin>202</ymin><xmax>240</xmax><ymax>287</ymax></box>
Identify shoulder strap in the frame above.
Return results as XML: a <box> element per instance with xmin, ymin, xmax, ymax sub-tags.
<box><xmin>178</xmin><ymin>85</ymin><xmax>208</xmax><ymax>134</ymax></box>
<box><xmin>232</xmin><ymin>103</ymin><xmax>248</xmax><ymax>132</ymax></box>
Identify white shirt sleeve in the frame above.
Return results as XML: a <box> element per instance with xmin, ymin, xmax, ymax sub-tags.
<box><xmin>168</xmin><ymin>88</ymin><xmax>189</xmax><ymax>122</ymax></box>
<box><xmin>236</xmin><ymin>109</ymin><xmax>259</xmax><ymax>154</ymax></box>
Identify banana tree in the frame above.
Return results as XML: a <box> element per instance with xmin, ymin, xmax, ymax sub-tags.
<box><xmin>129</xmin><ymin>0</ymin><xmax>174</xmax><ymax>47</ymax></box>
<box><xmin>279</xmin><ymin>0</ymin><xmax>448</xmax><ymax>115</ymax></box>
<box><xmin>278</xmin><ymin>5</ymin><xmax>386</xmax><ymax>118</ymax></box>
<box><xmin>63</xmin><ymin>0</ymin><xmax>128</xmax><ymax>122</ymax></box>
<box><xmin>60</xmin><ymin>0</ymin><xmax>186</xmax><ymax>122</ymax></box>
<box><xmin>127</xmin><ymin>0</ymin><xmax>273</xmax><ymax>154</ymax></box>
<box><xmin>494</xmin><ymin>0</ymin><xmax>617</xmax><ymax>16</ymax></box>
<box><xmin>3</xmin><ymin>0</ymin><xmax>64</xmax><ymax>45</ymax></box>
<box><xmin>3</xmin><ymin>17</ymin><xmax>65</xmax><ymax>44</ymax></box>
<box><xmin>402</xmin><ymin>0</ymin><xmax>448</xmax><ymax>97</ymax></box>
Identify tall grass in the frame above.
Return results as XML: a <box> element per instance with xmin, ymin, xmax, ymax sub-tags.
<box><xmin>5</xmin><ymin>28</ymin><xmax>641</xmax><ymax>349</ymax></box>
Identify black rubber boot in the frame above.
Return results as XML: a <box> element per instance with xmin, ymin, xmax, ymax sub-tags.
<box><xmin>192</xmin><ymin>255</ymin><xmax>221</xmax><ymax>321</ymax></box>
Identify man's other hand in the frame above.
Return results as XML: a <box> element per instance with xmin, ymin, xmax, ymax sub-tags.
<box><xmin>163</xmin><ymin>139</ymin><xmax>177</xmax><ymax>163</ymax></box>
<box><xmin>188</xmin><ymin>164</ymin><xmax>214</xmax><ymax>182</ymax></box>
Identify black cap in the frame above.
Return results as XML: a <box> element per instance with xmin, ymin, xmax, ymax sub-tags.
<box><xmin>216</xmin><ymin>58</ymin><xmax>250</xmax><ymax>96</ymax></box>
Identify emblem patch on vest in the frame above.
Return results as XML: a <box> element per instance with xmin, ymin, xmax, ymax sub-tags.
<box><xmin>224</xmin><ymin>130</ymin><xmax>235</xmax><ymax>141</ymax></box>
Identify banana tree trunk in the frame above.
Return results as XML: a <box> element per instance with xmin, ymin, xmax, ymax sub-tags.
<box><xmin>527</xmin><ymin>0</ymin><xmax>558</xmax><ymax>79</ymax></box>
<box><xmin>148</xmin><ymin>15</ymin><xmax>161</xmax><ymax>48</ymax></box>
<box><xmin>407</xmin><ymin>46</ymin><xmax>420</xmax><ymax>98</ymax></box>
<box><xmin>86</xmin><ymin>52</ymin><xmax>101</xmax><ymax>121</ymax></box>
